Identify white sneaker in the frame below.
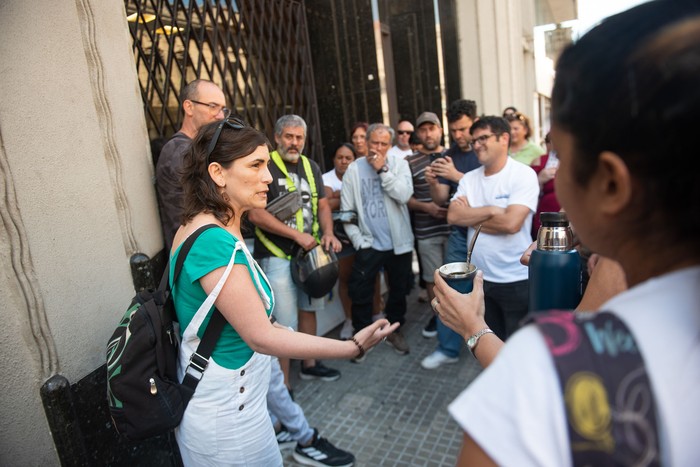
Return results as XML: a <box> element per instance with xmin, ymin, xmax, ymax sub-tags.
<box><xmin>421</xmin><ymin>351</ymin><xmax>458</xmax><ymax>370</ymax></box>
<box><xmin>340</xmin><ymin>319</ymin><xmax>353</xmax><ymax>340</ymax></box>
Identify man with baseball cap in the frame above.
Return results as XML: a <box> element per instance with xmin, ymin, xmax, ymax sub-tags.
<box><xmin>406</xmin><ymin>111</ymin><xmax>451</xmax><ymax>340</ymax></box>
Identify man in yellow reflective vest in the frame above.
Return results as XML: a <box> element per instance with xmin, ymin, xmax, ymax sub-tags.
<box><xmin>249</xmin><ymin>115</ymin><xmax>342</xmax><ymax>389</ymax></box>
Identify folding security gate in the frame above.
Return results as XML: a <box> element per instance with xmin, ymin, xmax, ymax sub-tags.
<box><xmin>124</xmin><ymin>0</ymin><xmax>323</xmax><ymax>162</ymax></box>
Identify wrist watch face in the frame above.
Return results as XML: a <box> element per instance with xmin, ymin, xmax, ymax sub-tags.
<box><xmin>467</xmin><ymin>335</ymin><xmax>478</xmax><ymax>349</ymax></box>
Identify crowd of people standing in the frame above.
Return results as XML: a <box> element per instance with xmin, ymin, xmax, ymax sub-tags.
<box><xmin>151</xmin><ymin>1</ymin><xmax>699</xmax><ymax>464</ymax></box>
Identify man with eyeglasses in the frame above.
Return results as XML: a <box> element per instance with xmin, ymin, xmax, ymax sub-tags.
<box><xmin>155</xmin><ymin>79</ymin><xmax>228</xmax><ymax>251</ymax></box>
<box><xmin>387</xmin><ymin>120</ymin><xmax>414</xmax><ymax>159</ymax></box>
<box><xmin>446</xmin><ymin>116</ymin><xmax>538</xmax><ymax>342</ymax></box>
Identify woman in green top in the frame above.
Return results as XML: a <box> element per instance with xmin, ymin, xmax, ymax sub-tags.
<box><xmin>506</xmin><ymin>112</ymin><xmax>544</xmax><ymax>166</ymax></box>
<box><xmin>171</xmin><ymin>118</ymin><xmax>398</xmax><ymax>466</ymax></box>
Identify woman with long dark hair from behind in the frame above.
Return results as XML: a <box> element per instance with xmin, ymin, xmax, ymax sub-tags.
<box><xmin>171</xmin><ymin>119</ymin><xmax>397</xmax><ymax>465</ymax></box>
<box><xmin>433</xmin><ymin>1</ymin><xmax>700</xmax><ymax>464</ymax></box>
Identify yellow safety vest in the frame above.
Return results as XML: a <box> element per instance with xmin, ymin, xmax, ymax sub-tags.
<box><xmin>255</xmin><ymin>151</ymin><xmax>319</xmax><ymax>259</ymax></box>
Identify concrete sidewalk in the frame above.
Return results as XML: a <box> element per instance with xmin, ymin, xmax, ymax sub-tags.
<box><xmin>283</xmin><ymin>286</ymin><xmax>483</xmax><ymax>466</ymax></box>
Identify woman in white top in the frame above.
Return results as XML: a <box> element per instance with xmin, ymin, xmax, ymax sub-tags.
<box><xmin>432</xmin><ymin>1</ymin><xmax>700</xmax><ymax>465</ymax></box>
<box><xmin>323</xmin><ymin>143</ymin><xmax>357</xmax><ymax>339</ymax></box>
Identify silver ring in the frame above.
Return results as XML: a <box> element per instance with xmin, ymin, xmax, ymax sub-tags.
<box><xmin>431</xmin><ymin>297</ymin><xmax>440</xmax><ymax>311</ymax></box>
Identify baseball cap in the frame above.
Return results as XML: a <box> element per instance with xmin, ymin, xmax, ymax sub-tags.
<box><xmin>416</xmin><ymin>111</ymin><xmax>441</xmax><ymax>127</ymax></box>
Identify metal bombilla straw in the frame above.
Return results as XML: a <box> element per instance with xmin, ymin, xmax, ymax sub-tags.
<box><xmin>466</xmin><ymin>224</ymin><xmax>482</xmax><ymax>266</ymax></box>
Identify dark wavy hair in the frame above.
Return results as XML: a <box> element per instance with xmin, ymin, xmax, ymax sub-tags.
<box><xmin>335</xmin><ymin>142</ymin><xmax>357</xmax><ymax>159</ymax></box>
<box><xmin>447</xmin><ymin>99</ymin><xmax>477</xmax><ymax>123</ymax></box>
<box><xmin>181</xmin><ymin>120</ymin><xmax>271</xmax><ymax>226</ymax></box>
<box><xmin>470</xmin><ymin>116</ymin><xmax>511</xmax><ymax>147</ymax></box>
<box><xmin>551</xmin><ymin>0</ymin><xmax>700</xmax><ymax>246</ymax></box>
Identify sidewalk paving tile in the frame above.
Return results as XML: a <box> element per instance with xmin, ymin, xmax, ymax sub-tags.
<box><xmin>283</xmin><ymin>287</ymin><xmax>483</xmax><ymax>466</ymax></box>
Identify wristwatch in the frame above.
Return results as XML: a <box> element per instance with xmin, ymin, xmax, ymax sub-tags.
<box><xmin>376</xmin><ymin>165</ymin><xmax>389</xmax><ymax>174</ymax></box>
<box><xmin>466</xmin><ymin>328</ymin><xmax>494</xmax><ymax>356</ymax></box>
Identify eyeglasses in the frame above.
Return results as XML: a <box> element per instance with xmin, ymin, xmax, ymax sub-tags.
<box><xmin>206</xmin><ymin>117</ymin><xmax>246</xmax><ymax>165</ymax></box>
<box><xmin>190</xmin><ymin>99</ymin><xmax>230</xmax><ymax>117</ymax></box>
<box><xmin>472</xmin><ymin>133</ymin><xmax>497</xmax><ymax>146</ymax></box>
<box><xmin>397</xmin><ymin>130</ymin><xmax>412</xmax><ymax>135</ymax></box>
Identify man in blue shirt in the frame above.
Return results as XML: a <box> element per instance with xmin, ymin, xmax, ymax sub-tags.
<box><xmin>421</xmin><ymin>99</ymin><xmax>481</xmax><ymax>365</ymax></box>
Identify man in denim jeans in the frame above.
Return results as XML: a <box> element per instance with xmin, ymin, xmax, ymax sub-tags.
<box><xmin>341</xmin><ymin>123</ymin><xmax>415</xmax><ymax>356</ymax></box>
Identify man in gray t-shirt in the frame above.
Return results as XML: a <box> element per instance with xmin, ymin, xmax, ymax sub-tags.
<box><xmin>341</xmin><ymin>123</ymin><xmax>415</xmax><ymax>355</ymax></box>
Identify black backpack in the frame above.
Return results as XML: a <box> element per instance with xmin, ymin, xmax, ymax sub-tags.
<box><xmin>106</xmin><ymin>224</ymin><xmax>226</xmax><ymax>440</ymax></box>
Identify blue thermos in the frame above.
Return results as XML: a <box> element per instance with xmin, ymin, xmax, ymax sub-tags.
<box><xmin>528</xmin><ymin>212</ymin><xmax>582</xmax><ymax>312</ymax></box>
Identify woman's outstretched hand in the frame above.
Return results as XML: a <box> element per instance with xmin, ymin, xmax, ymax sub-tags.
<box><xmin>432</xmin><ymin>269</ymin><xmax>487</xmax><ymax>340</ymax></box>
<box><xmin>352</xmin><ymin>319</ymin><xmax>400</xmax><ymax>353</ymax></box>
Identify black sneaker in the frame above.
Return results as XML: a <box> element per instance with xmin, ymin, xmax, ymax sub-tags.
<box><xmin>293</xmin><ymin>429</ymin><xmax>355</xmax><ymax>467</ymax></box>
<box><xmin>299</xmin><ymin>362</ymin><xmax>341</xmax><ymax>381</ymax></box>
<box><xmin>276</xmin><ymin>424</ymin><xmax>296</xmax><ymax>450</ymax></box>
<box><xmin>422</xmin><ymin>315</ymin><xmax>437</xmax><ymax>338</ymax></box>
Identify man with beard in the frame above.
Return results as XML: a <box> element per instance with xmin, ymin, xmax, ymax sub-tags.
<box><xmin>406</xmin><ymin>112</ymin><xmax>451</xmax><ymax>340</ymax></box>
<box><xmin>420</xmin><ymin>99</ymin><xmax>482</xmax><ymax>345</ymax></box>
<box><xmin>249</xmin><ymin>115</ymin><xmax>342</xmax><ymax>388</ymax></box>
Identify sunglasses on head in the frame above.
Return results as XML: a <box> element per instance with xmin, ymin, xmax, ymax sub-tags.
<box><xmin>206</xmin><ymin>117</ymin><xmax>246</xmax><ymax>165</ymax></box>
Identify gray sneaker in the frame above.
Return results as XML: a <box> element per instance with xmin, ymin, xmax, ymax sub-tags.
<box><xmin>385</xmin><ymin>330</ymin><xmax>409</xmax><ymax>355</ymax></box>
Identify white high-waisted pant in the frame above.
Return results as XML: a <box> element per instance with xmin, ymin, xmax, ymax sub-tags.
<box><xmin>175</xmin><ymin>352</ymin><xmax>281</xmax><ymax>467</ymax></box>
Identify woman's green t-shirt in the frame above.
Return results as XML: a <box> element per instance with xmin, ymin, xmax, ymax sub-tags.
<box><xmin>510</xmin><ymin>140</ymin><xmax>543</xmax><ymax>166</ymax></box>
<box><xmin>170</xmin><ymin>227</ymin><xmax>273</xmax><ymax>369</ymax></box>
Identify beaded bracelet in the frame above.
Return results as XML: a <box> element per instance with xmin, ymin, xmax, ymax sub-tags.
<box><xmin>350</xmin><ymin>337</ymin><xmax>365</xmax><ymax>359</ymax></box>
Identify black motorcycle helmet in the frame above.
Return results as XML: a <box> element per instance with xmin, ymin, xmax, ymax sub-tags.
<box><xmin>291</xmin><ymin>245</ymin><xmax>339</xmax><ymax>298</ymax></box>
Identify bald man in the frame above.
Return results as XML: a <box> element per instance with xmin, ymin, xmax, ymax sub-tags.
<box><xmin>155</xmin><ymin>79</ymin><xmax>227</xmax><ymax>250</ymax></box>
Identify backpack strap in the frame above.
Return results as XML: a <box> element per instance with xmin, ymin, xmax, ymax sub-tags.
<box><xmin>163</xmin><ymin>224</ymin><xmax>227</xmax><ymax>395</ymax></box>
<box><xmin>157</xmin><ymin>223</ymin><xmax>218</xmax><ymax>291</ymax></box>
<box><xmin>527</xmin><ymin>311</ymin><xmax>661</xmax><ymax>466</ymax></box>
<box><xmin>174</xmin><ymin>224</ymin><xmax>218</xmax><ymax>286</ymax></box>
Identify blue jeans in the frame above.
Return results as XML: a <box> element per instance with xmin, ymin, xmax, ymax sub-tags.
<box><xmin>267</xmin><ymin>357</ymin><xmax>314</xmax><ymax>445</ymax></box>
<box><xmin>437</xmin><ymin>229</ymin><xmax>469</xmax><ymax>358</ymax></box>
